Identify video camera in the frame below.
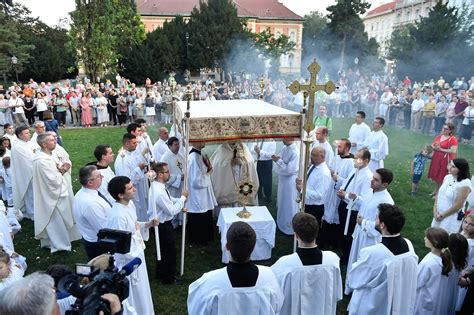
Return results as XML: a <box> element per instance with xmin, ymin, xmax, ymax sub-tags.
<box><xmin>59</xmin><ymin>229</ymin><xmax>140</xmax><ymax>315</ymax></box>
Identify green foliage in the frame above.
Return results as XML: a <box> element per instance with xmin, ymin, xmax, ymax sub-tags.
<box><xmin>187</xmin><ymin>0</ymin><xmax>245</xmax><ymax>70</ymax></box>
<box><xmin>388</xmin><ymin>1</ymin><xmax>474</xmax><ymax>81</ymax></box>
<box><xmin>302</xmin><ymin>1</ymin><xmax>381</xmax><ymax>76</ymax></box>
<box><xmin>69</xmin><ymin>0</ymin><xmax>145</xmax><ymax>82</ymax></box>
<box><xmin>0</xmin><ymin>4</ymin><xmax>34</xmax><ymax>83</ymax></box>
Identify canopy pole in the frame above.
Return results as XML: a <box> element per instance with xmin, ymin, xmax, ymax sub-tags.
<box><xmin>180</xmin><ymin>84</ymin><xmax>192</xmax><ymax>276</ymax></box>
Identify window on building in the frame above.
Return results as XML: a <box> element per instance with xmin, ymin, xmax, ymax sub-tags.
<box><xmin>275</xmin><ymin>31</ymin><xmax>281</xmax><ymax>39</ymax></box>
<box><xmin>290</xmin><ymin>31</ymin><xmax>296</xmax><ymax>43</ymax></box>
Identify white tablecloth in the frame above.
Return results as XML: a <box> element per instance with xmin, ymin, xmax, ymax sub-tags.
<box><xmin>216</xmin><ymin>206</ymin><xmax>276</xmax><ymax>263</ymax></box>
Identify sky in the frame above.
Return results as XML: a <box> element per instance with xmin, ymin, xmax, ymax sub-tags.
<box><xmin>15</xmin><ymin>0</ymin><xmax>384</xmax><ymax>26</ymax></box>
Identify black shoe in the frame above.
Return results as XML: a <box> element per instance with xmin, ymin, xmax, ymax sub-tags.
<box><xmin>163</xmin><ymin>278</ymin><xmax>182</xmax><ymax>285</ymax></box>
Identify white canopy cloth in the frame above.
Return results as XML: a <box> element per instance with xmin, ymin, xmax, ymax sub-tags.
<box><xmin>175</xmin><ymin>99</ymin><xmax>301</xmax><ymax>143</ymax></box>
<box><xmin>217</xmin><ymin>206</ymin><xmax>276</xmax><ymax>263</ymax></box>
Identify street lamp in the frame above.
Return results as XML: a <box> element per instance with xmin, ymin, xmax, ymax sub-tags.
<box><xmin>11</xmin><ymin>55</ymin><xmax>18</xmax><ymax>83</ymax></box>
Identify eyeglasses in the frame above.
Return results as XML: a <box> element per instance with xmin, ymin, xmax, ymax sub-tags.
<box><xmin>89</xmin><ymin>174</ymin><xmax>104</xmax><ymax>181</ymax></box>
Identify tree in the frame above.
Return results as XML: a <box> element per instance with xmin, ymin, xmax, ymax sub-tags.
<box><xmin>0</xmin><ymin>8</ymin><xmax>33</xmax><ymax>83</ymax></box>
<box><xmin>326</xmin><ymin>0</ymin><xmax>371</xmax><ymax>72</ymax></box>
<box><xmin>388</xmin><ymin>1</ymin><xmax>474</xmax><ymax>80</ymax></box>
<box><xmin>187</xmin><ymin>0</ymin><xmax>245</xmax><ymax>70</ymax></box>
<box><xmin>70</xmin><ymin>0</ymin><xmax>145</xmax><ymax>82</ymax></box>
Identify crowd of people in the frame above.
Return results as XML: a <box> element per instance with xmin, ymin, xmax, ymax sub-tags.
<box><xmin>0</xmin><ymin>72</ymin><xmax>472</xmax><ymax>314</ymax></box>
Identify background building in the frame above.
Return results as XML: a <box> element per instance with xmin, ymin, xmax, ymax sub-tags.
<box><xmin>137</xmin><ymin>0</ymin><xmax>304</xmax><ymax>74</ymax></box>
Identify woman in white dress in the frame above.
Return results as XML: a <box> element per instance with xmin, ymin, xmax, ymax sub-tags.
<box><xmin>414</xmin><ymin>227</ymin><xmax>453</xmax><ymax>314</ymax></box>
<box><xmin>432</xmin><ymin>158</ymin><xmax>471</xmax><ymax>234</ymax></box>
<box><xmin>95</xmin><ymin>92</ymin><xmax>109</xmax><ymax>127</ymax></box>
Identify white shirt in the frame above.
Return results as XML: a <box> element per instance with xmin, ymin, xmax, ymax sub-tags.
<box><xmin>152</xmin><ymin>138</ymin><xmax>169</xmax><ymax>162</ymax></box>
<box><xmin>73</xmin><ymin>187</ymin><xmax>111</xmax><ymax>242</ymax></box>
<box><xmin>306</xmin><ymin>162</ymin><xmax>331</xmax><ymax>206</ymax></box>
<box><xmin>8</xmin><ymin>97</ymin><xmax>24</xmax><ymax>114</ymax></box>
<box><xmin>97</xmin><ymin>166</ymin><xmax>115</xmax><ymax>204</ymax></box>
<box><xmin>148</xmin><ymin>181</ymin><xmax>185</xmax><ymax>223</ymax></box>
<box><xmin>412</xmin><ymin>98</ymin><xmax>425</xmax><ymax>112</ymax></box>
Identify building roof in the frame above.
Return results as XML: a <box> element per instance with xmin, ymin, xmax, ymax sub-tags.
<box><xmin>366</xmin><ymin>1</ymin><xmax>398</xmax><ymax>16</ymax></box>
<box><xmin>137</xmin><ymin>0</ymin><xmax>303</xmax><ymax>20</ymax></box>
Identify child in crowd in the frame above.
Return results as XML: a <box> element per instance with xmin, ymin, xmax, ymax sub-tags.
<box><xmin>0</xmin><ymin>249</ymin><xmax>24</xmax><ymax>291</ymax></box>
<box><xmin>410</xmin><ymin>145</ymin><xmax>433</xmax><ymax>196</ymax></box>
<box><xmin>457</xmin><ymin>214</ymin><xmax>474</xmax><ymax>311</ymax></box>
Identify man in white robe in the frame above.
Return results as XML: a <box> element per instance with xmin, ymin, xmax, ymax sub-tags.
<box><xmin>11</xmin><ymin>126</ymin><xmax>36</xmax><ymax>220</ymax></box>
<box><xmin>248</xmin><ymin>139</ymin><xmax>276</xmax><ymax>204</ymax></box>
<box><xmin>311</xmin><ymin>126</ymin><xmax>334</xmax><ymax>168</ymax></box>
<box><xmin>106</xmin><ymin>176</ymin><xmax>158</xmax><ymax>315</ymax></box>
<box><xmin>321</xmin><ymin>139</ymin><xmax>354</xmax><ymax>248</ymax></box>
<box><xmin>32</xmin><ymin>133</ymin><xmax>81</xmax><ymax>253</ymax></box>
<box><xmin>93</xmin><ymin>144</ymin><xmax>116</xmax><ymax>204</ymax></box>
<box><xmin>348</xmin><ymin>111</ymin><xmax>371</xmax><ymax>154</ymax></box>
<box><xmin>160</xmin><ymin>137</ymin><xmax>184</xmax><ymax>228</ymax></box>
<box><xmin>114</xmin><ymin>133</ymin><xmax>148</xmax><ymax>221</ymax></box>
<box><xmin>345</xmin><ymin>168</ymin><xmax>395</xmax><ymax>294</ymax></box>
<box><xmin>361</xmin><ymin>117</ymin><xmax>389</xmax><ymax>172</ymax></box>
<box><xmin>211</xmin><ymin>142</ymin><xmax>259</xmax><ymax>209</ymax></box>
<box><xmin>29</xmin><ymin>121</ymin><xmax>45</xmax><ymax>148</ymax></box>
<box><xmin>188</xmin><ymin>221</ymin><xmax>283</xmax><ymax>314</ymax></box>
<box><xmin>187</xmin><ymin>142</ymin><xmax>217</xmax><ymax>245</ymax></box>
<box><xmin>273</xmin><ymin>139</ymin><xmax>299</xmax><ymax>235</ymax></box>
<box><xmin>152</xmin><ymin>127</ymin><xmax>170</xmax><ymax>162</ymax></box>
<box><xmin>347</xmin><ymin>204</ymin><xmax>418</xmax><ymax>315</ymax></box>
<box><xmin>333</xmin><ymin>148</ymin><xmax>373</xmax><ymax>265</ymax></box>
<box><xmin>271</xmin><ymin>212</ymin><xmax>342</xmax><ymax>315</ymax></box>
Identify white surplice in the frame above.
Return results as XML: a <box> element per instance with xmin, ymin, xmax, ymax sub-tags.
<box><xmin>347</xmin><ymin>240</ymin><xmax>418</xmax><ymax>315</ymax></box>
<box><xmin>187</xmin><ymin>149</ymin><xmax>217</xmax><ymax>213</ymax></box>
<box><xmin>345</xmin><ymin>189</ymin><xmax>394</xmax><ymax>294</ymax></box>
<box><xmin>335</xmin><ymin>166</ymin><xmax>373</xmax><ymax>212</ymax></box>
<box><xmin>152</xmin><ymin>138</ymin><xmax>169</xmax><ymax>163</ymax></box>
<box><xmin>273</xmin><ymin>143</ymin><xmax>299</xmax><ymax>235</ymax></box>
<box><xmin>32</xmin><ymin>151</ymin><xmax>81</xmax><ymax>253</ymax></box>
<box><xmin>312</xmin><ymin>141</ymin><xmax>335</xmax><ymax>169</ymax></box>
<box><xmin>361</xmin><ymin>130</ymin><xmax>389</xmax><ymax>172</ymax></box>
<box><xmin>271</xmin><ymin>252</ymin><xmax>342</xmax><ymax>315</ymax></box>
<box><xmin>323</xmin><ymin>155</ymin><xmax>354</xmax><ymax>224</ymax></box>
<box><xmin>114</xmin><ymin>149</ymin><xmax>148</xmax><ymax>221</ymax></box>
<box><xmin>414</xmin><ymin>252</ymin><xmax>457</xmax><ymax>315</ymax></box>
<box><xmin>105</xmin><ymin>201</ymin><xmax>154</xmax><ymax>315</ymax></box>
<box><xmin>11</xmin><ymin>138</ymin><xmax>36</xmax><ymax>219</ymax></box>
<box><xmin>97</xmin><ymin>165</ymin><xmax>115</xmax><ymax>204</ymax></box>
<box><xmin>348</xmin><ymin>122</ymin><xmax>371</xmax><ymax>154</ymax></box>
<box><xmin>187</xmin><ymin>265</ymin><xmax>283</xmax><ymax>315</ymax></box>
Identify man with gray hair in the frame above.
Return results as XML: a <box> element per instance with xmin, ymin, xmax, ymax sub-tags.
<box><xmin>0</xmin><ymin>273</ymin><xmax>57</xmax><ymax>315</ymax></box>
<box><xmin>30</xmin><ymin>120</ymin><xmax>46</xmax><ymax>146</ymax></box>
<box><xmin>152</xmin><ymin>127</ymin><xmax>170</xmax><ymax>162</ymax></box>
<box><xmin>33</xmin><ymin>133</ymin><xmax>80</xmax><ymax>253</ymax></box>
<box><xmin>73</xmin><ymin>165</ymin><xmax>112</xmax><ymax>260</ymax></box>
<box><xmin>0</xmin><ymin>272</ymin><xmax>122</xmax><ymax>315</ymax></box>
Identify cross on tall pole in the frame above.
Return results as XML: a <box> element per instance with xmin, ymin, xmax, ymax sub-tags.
<box><xmin>289</xmin><ymin>59</ymin><xmax>336</xmax><ymax>242</ymax></box>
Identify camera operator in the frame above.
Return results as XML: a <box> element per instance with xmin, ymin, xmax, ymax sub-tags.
<box><xmin>0</xmin><ymin>272</ymin><xmax>122</xmax><ymax>315</ymax></box>
<box><xmin>106</xmin><ymin>176</ymin><xmax>158</xmax><ymax>315</ymax></box>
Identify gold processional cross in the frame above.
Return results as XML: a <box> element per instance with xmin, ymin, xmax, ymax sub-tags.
<box><xmin>288</xmin><ymin>58</ymin><xmax>336</xmax><ymax>212</ymax></box>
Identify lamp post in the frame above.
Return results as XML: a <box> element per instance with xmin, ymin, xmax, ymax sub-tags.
<box><xmin>185</xmin><ymin>32</ymin><xmax>189</xmax><ymax>59</ymax></box>
<box><xmin>11</xmin><ymin>55</ymin><xmax>18</xmax><ymax>83</ymax></box>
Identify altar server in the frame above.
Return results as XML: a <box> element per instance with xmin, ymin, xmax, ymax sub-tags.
<box><xmin>249</xmin><ymin>139</ymin><xmax>276</xmax><ymax>204</ymax></box>
<box><xmin>348</xmin><ymin>111</ymin><xmax>371</xmax><ymax>154</ymax></box>
<box><xmin>361</xmin><ymin>117</ymin><xmax>389</xmax><ymax>172</ymax></box>
<box><xmin>188</xmin><ymin>222</ymin><xmax>283</xmax><ymax>315</ymax></box>
<box><xmin>106</xmin><ymin>176</ymin><xmax>158</xmax><ymax>315</ymax></box>
<box><xmin>152</xmin><ymin>127</ymin><xmax>170</xmax><ymax>162</ymax></box>
<box><xmin>93</xmin><ymin>144</ymin><xmax>115</xmax><ymax>204</ymax></box>
<box><xmin>345</xmin><ymin>169</ymin><xmax>394</xmax><ymax>293</ymax></box>
<box><xmin>347</xmin><ymin>204</ymin><xmax>418</xmax><ymax>315</ymax></box>
<box><xmin>334</xmin><ymin>148</ymin><xmax>373</xmax><ymax>264</ymax></box>
<box><xmin>114</xmin><ymin>133</ymin><xmax>148</xmax><ymax>221</ymax></box>
<box><xmin>311</xmin><ymin>126</ymin><xmax>334</xmax><ymax>168</ymax></box>
<box><xmin>271</xmin><ymin>212</ymin><xmax>342</xmax><ymax>314</ymax></box>
<box><xmin>273</xmin><ymin>139</ymin><xmax>299</xmax><ymax>235</ymax></box>
<box><xmin>11</xmin><ymin>126</ymin><xmax>36</xmax><ymax>220</ymax></box>
<box><xmin>187</xmin><ymin>142</ymin><xmax>217</xmax><ymax>245</ymax></box>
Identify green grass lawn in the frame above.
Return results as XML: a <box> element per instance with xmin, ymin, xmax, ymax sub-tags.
<box><xmin>14</xmin><ymin>119</ymin><xmax>474</xmax><ymax>314</ymax></box>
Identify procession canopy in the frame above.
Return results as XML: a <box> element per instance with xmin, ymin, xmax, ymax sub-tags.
<box><xmin>175</xmin><ymin>99</ymin><xmax>302</xmax><ymax>143</ymax></box>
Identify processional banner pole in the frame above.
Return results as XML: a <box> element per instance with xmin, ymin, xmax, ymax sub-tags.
<box><xmin>288</xmin><ymin>59</ymin><xmax>336</xmax><ymax>252</ymax></box>
<box><xmin>180</xmin><ymin>84</ymin><xmax>193</xmax><ymax>276</ymax></box>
